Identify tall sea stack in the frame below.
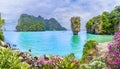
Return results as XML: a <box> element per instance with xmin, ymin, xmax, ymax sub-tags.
<box><xmin>71</xmin><ymin>17</ymin><xmax>80</xmax><ymax>35</ymax></box>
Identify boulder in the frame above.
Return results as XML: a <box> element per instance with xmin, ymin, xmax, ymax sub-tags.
<box><xmin>12</xmin><ymin>48</ymin><xmax>19</xmax><ymax>51</ymax></box>
<box><xmin>19</xmin><ymin>52</ymin><xmax>27</xmax><ymax>59</ymax></box>
<box><xmin>44</xmin><ymin>54</ymin><xmax>50</xmax><ymax>60</ymax></box>
<box><xmin>4</xmin><ymin>44</ymin><xmax>11</xmax><ymax>48</ymax></box>
<box><xmin>0</xmin><ymin>40</ymin><xmax>4</xmax><ymax>46</ymax></box>
<box><xmin>34</xmin><ymin>56</ymin><xmax>40</xmax><ymax>60</ymax></box>
<box><xmin>89</xmin><ymin>49</ymin><xmax>98</xmax><ymax>56</ymax></box>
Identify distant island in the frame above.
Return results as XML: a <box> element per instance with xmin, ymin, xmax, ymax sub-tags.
<box><xmin>16</xmin><ymin>14</ymin><xmax>67</xmax><ymax>31</ymax></box>
<box><xmin>86</xmin><ymin>6</ymin><xmax>120</xmax><ymax>34</ymax></box>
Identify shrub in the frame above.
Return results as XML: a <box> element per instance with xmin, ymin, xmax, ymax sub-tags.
<box><xmin>106</xmin><ymin>32</ymin><xmax>120</xmax><ymax>69</ymax></box>
<box><xmin>33</xmin><ymin>53</ymin><xmax>80</xmax><ymax>69</ymax></box>
<box><xmin>81</xmin><ymin>40</ymin><xmax>98</xmax><ymax>63</ymax></box>
<box><xmin>80</xmin><ymin>57</ymin><xmax>107</xmax><ymax>69</ymax></box>
<box><xmin>0</xmin><ymin>48</ymin><xmax>29</xmax><ymax>69</ymax></box>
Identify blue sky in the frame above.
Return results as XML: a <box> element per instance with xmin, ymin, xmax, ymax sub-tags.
<box><xmin>0</xmin><ymin>0</ymin><xmax>120</xmax><ymax>30</ymax></box>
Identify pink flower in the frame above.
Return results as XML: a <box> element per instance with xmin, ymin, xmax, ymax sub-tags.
<box><xmin>39</xmin><ymin>59</ymin><xmax>47</xmax><ymax>65</ymax></box>
<box><xmin>47</xmin><ymin>60</ymin><xmax>53</xmax><ymax>65</ymax></box>
<box><xmin>53</xmin><ymin>56</ymin><xmax>63</xmax><ymax>62</ymax></box>
<box><xmin>106</xmin><ymin>32</ymin><xmax>120</xmax><ymax>68</ymax></box>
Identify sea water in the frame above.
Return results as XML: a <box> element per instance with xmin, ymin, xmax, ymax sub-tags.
<box><xmin>4</xmin><ymin>31</ymin><xmax>113</xmax><ymax>58</ymax></box>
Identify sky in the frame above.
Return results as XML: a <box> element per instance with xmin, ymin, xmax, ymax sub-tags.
<box><xmin>0</xmin><ymin>0</ymin><xmax>120</xmax><ymax>30</ymax></box>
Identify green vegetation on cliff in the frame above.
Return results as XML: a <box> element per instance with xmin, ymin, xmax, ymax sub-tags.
<box><xmin>71</xmin><ymin>16</ymin><xmax>80</xmax><ymax>35</ymax></box>
<box><xmin>0</xmin><ymin>13</ymin><xmax>4</xmax><ymax>41</ymax></box>
<box><xmin>81</xmin><ymin>40</ymin><xmax>98</xmax><ymax>63</ymax></box>
<box><xmin>16</xmin><ymin>14</ymin><xmax>66</xmax><ymax>31</ymax></box>
<box><xmin>86</xmin><ymin>6</ymin><xmax>120</xmax><ymax>34</ymax></box>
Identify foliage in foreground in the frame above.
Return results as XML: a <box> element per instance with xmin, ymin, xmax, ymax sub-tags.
<box><xmin>80</xmin><ymin>57</ymin><xmax>107</xmax><ymax>69</ymax></box>
<box><xmin>81</xmin><ymin>40</ymin><xmax>98</xmax><ymax>63</ymax></box>
<box><xmin>106</xmin><ymin>32</ymin><xmax>120</xmax><ymax>69</ymax></box>
<box><xmin>0</xmin><ymin>48</ymin><xmax>29</xmax><ymax>69</ymax></box>
<box><xmin>32</xmin><ymin>53</ymin><xmax>80</xmax><ymax>69</ymax></box>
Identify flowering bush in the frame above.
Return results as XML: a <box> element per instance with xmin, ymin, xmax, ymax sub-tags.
<box><xmin>80</xmin><ymin>57</ymin><xmax>107</xmax><ymax>69</ymax></box>
<box><xmin>32</xmin><ymin>53</ymin><xmax>80</xmax><ymax>69</ymax></box>
<box><xmin>106</xmin><ymin>32</ymin><xmax>120</xmax><ymax>69</ymax></box>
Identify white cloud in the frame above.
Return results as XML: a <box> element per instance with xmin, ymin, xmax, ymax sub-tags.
<box><xmin>0</xmin><ymin>0</ymin><xmax>120</xmax><ymax>30</ymax></box>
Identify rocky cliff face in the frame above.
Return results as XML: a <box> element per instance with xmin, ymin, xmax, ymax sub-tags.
<box><xmin>71</xmin><ymin>17</ymin><xmax>80</xmax><ymax>35</ymax></box>
<box><xmin>45</xmin><ymin>18</ymin><xmax>66</xmax><ymax>31</ymax></box>
<box><xmin>86</xmin><ymin>16</ymin><xmax>103</xmax><ymax>34</ymax></box>
<box><xmin>86</xmin><ymin>6</ymin><xmax>120</xmax><ymax>34</ymax></box>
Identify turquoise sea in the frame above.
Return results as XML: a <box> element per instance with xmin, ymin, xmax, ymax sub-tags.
<box><xmin>4</xmin><ymin>31</ymin><xmax>113</xmax><ymax>58</ymax></box>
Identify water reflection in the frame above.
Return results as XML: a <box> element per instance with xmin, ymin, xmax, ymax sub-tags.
<box><xmin>71</xmin><ymin>35</ymin><xmax>80</xmax><ymax>47</ymax></box>
<box><xmin>70</xmin><ymin>34</ymin><xmax>86</xmax><ymax>58</ymax></box>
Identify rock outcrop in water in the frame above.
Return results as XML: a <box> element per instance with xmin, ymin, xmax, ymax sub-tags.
<box><xmin>16</xmin><ymin>14</ymin><xmax>67</xmax><ymax>31</ymax></box>
<box><xmin>71</xmin><ymin>17</ymin><xmax>80</xmax><ymax>35</ymax></box>
<box><xmin>86</xmin><ymin>6</ymin><xmax>120</xmax><ymax>34</ymax></box>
